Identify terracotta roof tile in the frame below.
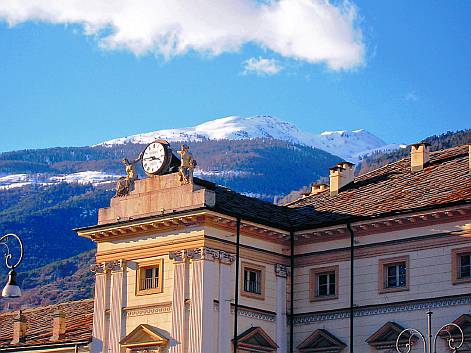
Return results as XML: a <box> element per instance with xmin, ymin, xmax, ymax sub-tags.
<box><xmin>288</xmin><ymin>145</ymin><xmax>471</xmax><ymax>228</ymax></box>
<box><xmin>199</xmin><ymin>145</ymin><xmax>470</xmax><ymax>230</ymax></box>
<box><xmin>0</xmin><ymin>299</ymin><xmax>93</xmax><ymax>348</ymax></box>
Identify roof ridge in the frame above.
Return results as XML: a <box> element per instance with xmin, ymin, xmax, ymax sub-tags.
<box><xmin>0</xmin><ymin>298</ymin><xmax>94</xmax><ymax>317</ymax></box>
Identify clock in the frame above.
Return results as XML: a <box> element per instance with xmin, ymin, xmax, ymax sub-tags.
<box><xmin>141</xmin><ymin>140</ymin><xmax>173</xmax><ymax>176</ymax></box>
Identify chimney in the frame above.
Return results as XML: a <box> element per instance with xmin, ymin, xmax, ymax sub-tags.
<box><xmin>301</xmin><ymin>183</ymin><xmax>329</xmax><ymax>198</ymax></box>
<box><xmin>329</xmin><ymin>162</ymin><xmax>355</xmax><ymax>196</ymax></box>
<box><xmin>11</xmin><ymin>310</ymin><xmax>27</xmax><ymax>345</ymax></box>
<box><xmin>311</xmin><ymin>183</ymin><xmax>328</xmax><ymax>195</ymax></box>
<box><xmin>51</xmin><ymin>310</ymin><xmax>66</xmax><ymax>341</ymax></box>
<box><xmin>410</xmin><ymin>143</ymin><xmax>430</xmax><ymax>172</ymax></box>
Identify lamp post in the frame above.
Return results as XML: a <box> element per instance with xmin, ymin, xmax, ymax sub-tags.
<box><xmin>395</xmin><ymin>311</ymin><xmax>464</xmax><ymax>353</ymax></box>
<box><xmin>0</xmin><ymin>233</ymin><xmax>24</xmax><ymax>298</ymax></box>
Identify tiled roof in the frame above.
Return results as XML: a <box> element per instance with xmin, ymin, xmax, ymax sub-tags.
<box><xmin>287</xmin><ymin>145</ymin><xmax>471</xmax><ymax>228</ymax></box>
<box><xmin>0</xmin><ymin>299</ymin><xmax>93</xmax><ymax>349</ymax></box>
<box><xmin>205</xmin><ymin>182</ymin><xmax>293</xmax><ymax>230</ymax></box>
<box><xmin>198</xmin><ymin>145</ymin><xmax>471</xmax><ymax>230</ymax></box>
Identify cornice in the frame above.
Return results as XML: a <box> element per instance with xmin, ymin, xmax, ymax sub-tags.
<box><xmin>77</xmin><ymin>210</ymin><xmax>291</xmax><ymax>244</ymax></box>
<box><xmin>295</xmin><ymin>204</ymin><xmax>471</xmax><ymax>244</ymax></box>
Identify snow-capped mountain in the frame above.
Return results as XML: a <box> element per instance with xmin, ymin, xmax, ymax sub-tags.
<box><xmin>98</xmin><ymin>115</ymin><xmax>403</xmax><ymax>162</ymax></box>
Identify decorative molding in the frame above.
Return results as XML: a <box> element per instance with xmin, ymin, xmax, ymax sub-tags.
<box><xmin>219</xmin><ymin>250</ymin><xmax>236</xmax><ymax>264</ymax></box>
<box><xmin>293</xmin><ymin>294</ymin><xmax>471</xmax><ymax>326</ymax></box>
<box><xmin>169</xmin><ymin>250</ymin><xmax>185</xmax><ymax>263</ymax></box>
<box><xmin>78</xmin><ymin>211</ymin><xmax>291</xmax><ymax>243</ymax></box>
<box><xmin>123</xmin><ymin>303</ymin><xmax>172</xmax><ymax>317</ymax></box>
<box><xmin>229</xmin><ymin>305</ymin><xmax>276</xmax><ymax>322</ymax></box>
<box><xmin>219</xmin><ymin>302</ymin><xmax>277</xmax><ymax>322</ymax></box>
<box><xmin>78</xmin><ymin>213</ymin><xmax>205</xmax><ymax>241</ymax></box>
<box><xmin>275</xmin><ymin>264</ymin><xmax>288</xmax><ymax>278</ymax></box>
<box><xmin>90</xmin><ymin>263</ymin><xmax>105</xmax><ymax>274</ymax></box>
<box><xmin>109</xmin><ymin>259</ymin><xmax>126</xmax><ymax>272</ymax></box>
<box><xmin>185</xmin><ymin>247</ymin><xmax>235</xmax><ymax>263</ymax></box>
<box><xmin>90</xmin><ymin>260</ymin><xmax>125</xmax><ymax>273</ymax></box>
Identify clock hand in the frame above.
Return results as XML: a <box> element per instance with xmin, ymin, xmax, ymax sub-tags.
<box><xmin>143</xmin><ymin>156</ymin><xmax>157</xmax><ymax>161</ymax></box>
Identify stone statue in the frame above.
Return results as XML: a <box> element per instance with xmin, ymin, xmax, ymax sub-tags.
<box><xmin>115</xmin><ymin>154</ymin><xmax>142</xmax><ymax>197</ymax></box>
<box><xmin>177</xmin><ymin>144</ymin><xmax>197</xmax><ymax>185</ymax></box>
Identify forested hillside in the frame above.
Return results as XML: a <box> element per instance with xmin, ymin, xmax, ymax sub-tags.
<box><xmin>0</xmin><ymin>184</ymin><xmax>113</xmax><ymax>279</ymax></box>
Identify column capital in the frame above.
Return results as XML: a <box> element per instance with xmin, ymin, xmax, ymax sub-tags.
<box><xmin>275</xmin><ymin>264</ymin><xmax>288</xmax><ymax>278</ymax></box>
<box><xmin>108</xmin><ymin>259</ymin><xmax>126</xmax><ymax>272</ymax></box>
<box><xmin>90</xmin><ymin>263</ymin><xmax>106</xmax><ymax>274</ymax></box>
<box><xmin>186</xmin><ymin>247</ymin><xmax>236</xmax><ymax>262</ymax></box>
<box><xmin>90</xmin><ymin>260</ymin><xmax>126</xmax><ymax>273</ymax></box>
<box><xmin>219</xmin><ymin>250</ymin><xmax>236</xmax><ymax>264</ymax></box>
<box><xmin>169</xmin><ymin>250</ymin><xmax>186</xmax><ymax>263</ymax></box>
<box><xmin>187</xmin><ymin>247</ymin><xmax>219</xmax><ymax>261</ymax></box>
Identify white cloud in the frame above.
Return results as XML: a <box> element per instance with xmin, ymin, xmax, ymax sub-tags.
<box><xmin>0</xmin><ymin>0</ymin><xmax>365</xmax><ymax>70</ymax></box>
<box><xmin>243</xmin><ymin>57</ymin><xmax>282</xmax><ymax>75</ymax></box>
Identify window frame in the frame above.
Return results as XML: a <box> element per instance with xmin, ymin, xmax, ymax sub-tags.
<box><xmin>309</xmin><ymin>265</ymin><xmax>339</xmax><ymax>302</ymax></box>
<box><xmin>136</xmin><ymin>258</ymin><xmax>164</xmax><ymax>296</ymax></box>
<box><xmin>452</xmin><ymin>247</ymin><xmax>471</xmax><ymax>285</ymax></box>
<box><xmin>378</xmin><ymin>256</ymin><xmax>409</xmax><ymax>294</ymax></box>
<box><xmin>240</xmin><ymin>262</ymin><xmax>265</xmax><ymax>300</ymax></box>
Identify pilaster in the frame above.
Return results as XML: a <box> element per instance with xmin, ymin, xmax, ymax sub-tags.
<box><xmin>90</xmin><ymin>263</ymin><xmax>108</xmax><ymax>353</ymax></box>
<box><xmin>107</xmin><ymin>260</ymin><xmax>126</xmax><ymax>353</ymax></box>
<box><xmin>169</xmin><ymin>251</ymin><xmax>187</xmax><ymax>353</ymax></box>
<box><xmin>218</xmin><ymin>251</ymin><xmax>236</xmax><ymax>353</ymax></box>
<box><xmin>187</xmin><ymin>247</ymin><xmax>219</xmax><ymax>353</ymax></box>
<box><xmin>275</xmin><ymin>263</ymin><xmax>288</xmax><ymax>353</ymax></box>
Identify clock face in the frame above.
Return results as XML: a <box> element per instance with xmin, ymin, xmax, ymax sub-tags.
<box><xmin>142</xmin><ymin>141</ymin><xmax>167</xmax><ymax>175</ymax></box>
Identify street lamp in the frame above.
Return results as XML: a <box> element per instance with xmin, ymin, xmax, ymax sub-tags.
<box><xmin>0</xmin><ymin>233</ymin><xmax>24</xmax><ymax>298</ymax></box>
<box><xmin>396</xmin><ymin>311</ymin><xmax>464</xmax><ymax>353</ymax></box>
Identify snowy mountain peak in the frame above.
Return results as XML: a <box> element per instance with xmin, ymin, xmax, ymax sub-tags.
<box><xmin>98</xmin><ymin>115</ymin><xmax>401</xmax><ymax>162</ymax></box>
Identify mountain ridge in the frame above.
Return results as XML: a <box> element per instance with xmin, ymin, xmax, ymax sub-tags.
<box><xmin>97</xmin><ymin>115</ymin><xmax>402</xmax><ymax>163</ymax></box>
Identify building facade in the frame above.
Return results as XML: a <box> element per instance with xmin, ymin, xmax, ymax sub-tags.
<box><xmin>73</xmin><ymin>143</ymin><xmax>471</xmax><ymax>353</ymax></box>
<box><xmin>1</xmin><ymin>143</ymin><xmax>470</xmax><ymax>353</ymax></box>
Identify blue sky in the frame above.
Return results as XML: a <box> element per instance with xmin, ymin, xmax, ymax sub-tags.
<box><xmin>0</xmin><ymin>1</ymin><xmax>470</xmax><ymax>152</ymax></box>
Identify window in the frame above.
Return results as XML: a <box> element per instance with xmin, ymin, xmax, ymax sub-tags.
<box><xmin>136</xmin><ymin>259</ymin><xmax>163</xmax><ymax>295</ymax></box>
<box><xmin>459</xmin><ymin>254</ymin><xmax>471</xmax><ymax>279</ymax></box>
<box><xmin>317</xmin><ymin>272</ymin><xmax>336</xmax><ymax>297</ymax></box>
<box><xmin>385</xmin><ymin>263</ymin><xmax>407</xmax><ymax>288</ymax></box>
<box><xmin>241</xmin><ymin>262</ymin><xmax>265</xmax><ymax>300</ymax></box>
<box><xmin>310</xmin><ymin>266</ymin><xmax>339</xmax><ymax>301</ymax></box>
<box><xmin>452</xmin><ymin>247</ymin><xmax>471</xmax><ymax>285</ymax></box>
<box><xmin>379</xmin><ymin>256</ymin><xmax>409</xmax><ymax>293</ymax></box>
<box><xmin>244</xmin><ymin>268</ymin><xmax>261</xmax><ymax>294</ymax></box>
<box><xmin>141</xmin><ymin>267</ymin><xmax>160</xmax><ymax>290</ymax></box>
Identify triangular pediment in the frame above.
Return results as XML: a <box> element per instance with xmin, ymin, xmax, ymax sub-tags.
<box><xmin>297</xmin><ymin>329</ymin><xmax>346</xmax><ymax>353</ymax></box>
<box><xmin>366</xmin><ymin>322</ymin><xmax>412</xmax><ymax>350</ymax></box>
<box><xmin>120</xmin><ymin>324</ymin><xmax>169</xmax><ymax>349</ymax></box>
<box><xmin>234</xmin><ymin>326</ymin><xmax>278</xmax><ymax>352</ymax></box>
<box><xmin>439</xmin><ymin>314</ymin><xmax>471</xmax><ymax>339</ymax></box>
